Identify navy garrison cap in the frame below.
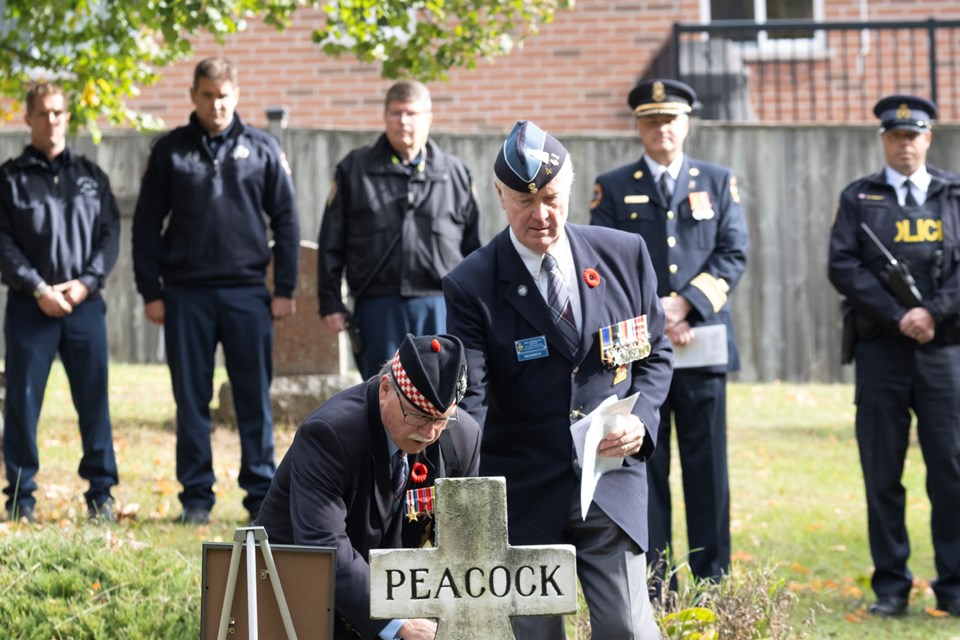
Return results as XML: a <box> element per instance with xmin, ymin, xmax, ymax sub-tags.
<box><xmin>874</xmin><ymin>95</ymin><xmax>937</xmax><ymax>133</ymax></box>
<box><xmin>494</xmin><ymin>120</ymin><xmax>568</xmax><ymax>193</ymax></box>
<box><xmin>390</xmin><ymin>334</ymin><xmax>467</xmax><ymax>418</ymax></box>
<box><xmin>629</xmin><ymin>79</ymin><xmax>697</xmax><ymax>118</ymax></box>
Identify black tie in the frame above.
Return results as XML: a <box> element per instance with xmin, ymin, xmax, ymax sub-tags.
<box><xmin>659</xmin><ymin>171</ymin><xmax>672</xmax><ymax>207</ymax></box>
<box><xmin>392</xmin><ymin>450</ymin><xmax>408</xmax><ymax>503</ymax></box>
<box><xmin>903</xmin><ymin>180</ymin><xmax>918</xmax><ymax>207</ymax></box>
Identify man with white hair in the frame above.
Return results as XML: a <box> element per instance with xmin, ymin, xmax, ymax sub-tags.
<box><xmin>444</xmin><ymin>120</ymin><xmax>672</xmax><ymax>639</ymax></box>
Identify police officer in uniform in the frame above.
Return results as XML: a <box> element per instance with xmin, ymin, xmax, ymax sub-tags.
<box><xmin>828</xmin><ymin>95</ymin><xmax>960</xmax><ymax>617</ymax></box>
<box><xmin>0</xmin><ymin>83</ymin><xmax>120</xmax><ymax>523</ymax></box>
<box><xmin>318</xmin><ymin>80</ymin><xmax>480</xmax><ymax>379</ymax></box>
<box><xmin>590</xmin><ymin>79</ymin><xmax>749</xmax><ymax>591</ymax></box>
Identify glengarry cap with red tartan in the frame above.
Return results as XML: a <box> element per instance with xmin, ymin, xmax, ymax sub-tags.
<box><xmin>390</xmin><ymin>334</ymin><xmax>467</xmax><ymax>417</ymax></box>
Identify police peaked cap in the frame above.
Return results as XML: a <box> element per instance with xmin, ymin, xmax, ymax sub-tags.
<box><xmin>874</xmin><ymin>94</ymin><xmax>937</xmax><ymax>133</ymax></box>
<box><xmin>628</xmin><ymin>79</ymin><xmax>697</xmax><ymax>117</ymax></box>
<box><xmin>390</xmin><ymin>334</ymin><xmax>467</xmax><ymax>418</ymax></box>
<box><xmin>494</xmin><ymin>120</ymin><xmax>568</xmax><ymax>194</ymax></box>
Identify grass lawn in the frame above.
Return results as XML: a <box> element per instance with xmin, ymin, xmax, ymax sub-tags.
<box><xmin>0</xmin><ymin>364</ymin><xmax>958</xmax><ymax>638</ymax></box>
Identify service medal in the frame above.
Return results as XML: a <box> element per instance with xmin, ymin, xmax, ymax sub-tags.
<box><xmin>599</xmin><ymin>315</ymin><xmax>651</xmax><ymax>368</ymax></box>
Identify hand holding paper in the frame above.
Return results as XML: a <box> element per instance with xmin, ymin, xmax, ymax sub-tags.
<box><xmin>570</xmin><ymin>393</ymin><xmax>642</xmax><ymax>520</ymax></box>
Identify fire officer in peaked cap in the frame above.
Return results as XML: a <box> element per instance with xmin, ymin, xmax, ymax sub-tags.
<box><xmin>829</xmin><ymin>94</ymin><xmax>960</xmax><ymax>618</ymax></box>
<box><xmin>590</xmin><ymin>78</ymin><xmax>750</xmax><ymax>595</ymax></box>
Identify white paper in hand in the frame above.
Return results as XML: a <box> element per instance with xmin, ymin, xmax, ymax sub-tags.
<box><xmin>570</xmin><ymin>393</ymin><xmax>640</xmax><ymax>520</ymax></box>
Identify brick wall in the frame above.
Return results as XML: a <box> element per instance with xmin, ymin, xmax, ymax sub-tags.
<box><xmin>126</xmin><ymin>0</ymin><xmax>700</xmax><ymax>136</ymax></box>
<box><xmin>6</xmin><ymin>1</ymin><xmax>960</xmax><ymax>134</ymax></box>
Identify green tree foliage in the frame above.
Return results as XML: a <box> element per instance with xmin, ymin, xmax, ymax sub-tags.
<box><xmin>313</xmin><ymin>0</ymin><xmax>574</xmax><ymax>80</ymax></box>
<box><xmin>0</xmin><ymin>0</ymin><xmax>572</xmax><ymax>138</ymax></box>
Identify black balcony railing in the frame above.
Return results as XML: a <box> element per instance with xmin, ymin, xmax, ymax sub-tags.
<box><xmin>644</xmin><ymin>19</ymin><xmax>960</xmax><ymax>123</ymax></box>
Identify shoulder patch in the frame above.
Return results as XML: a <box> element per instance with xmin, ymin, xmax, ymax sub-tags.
<box><xmin>729</xmin><ymin>176</ymin><xmax>741</xmax><ymax>203</ymax></box>
<box><xmin>590</xmin><ymin>183</ymin><xmax>602</xmax><ymax>209</ymax></box>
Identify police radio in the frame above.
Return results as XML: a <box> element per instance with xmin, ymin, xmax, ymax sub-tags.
<box><xmin>859</xmin><ymin>222</ymin><xmax>923</xmax><ymax>308</ymax></box>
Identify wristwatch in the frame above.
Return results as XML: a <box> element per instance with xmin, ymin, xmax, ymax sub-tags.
<box><xmin>33</xmin><ymin>282</ymin><xmax>49</xmax><ymax>300</ymax></box>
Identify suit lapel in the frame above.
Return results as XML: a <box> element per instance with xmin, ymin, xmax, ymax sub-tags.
<box><xmin>672</xmin><ymin>156</ymin><xmax>693</xmax><ymax>210</ymax></box>
<box><xmin>495</xmin><ymin>231</ymin><xmax>576</xmax><ymax>359</ymax></box>
<box><xmin>367</xmin><ymin>383</ymin><xmax>398</xmax><ymax>528</ymax></box>
<box><xmin>636</xmin><ymin>157</ymin><xmax>663</xmax><ymax>209</ymax></box>
<box><xmin>567</xmin><ymin>226</ymin><xmax>607</xmax><ymax>364</ymax></box>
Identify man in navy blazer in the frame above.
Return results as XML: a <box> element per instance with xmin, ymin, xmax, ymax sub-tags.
<box><xmin>443</xmin><ymin>121</ymin><xmax>672</xmax><ymax>639</ymax></box>
<box><xmin>256</xmin><ymin>333</ymin><xmax>481</xmax><ymax>640</ymax></box>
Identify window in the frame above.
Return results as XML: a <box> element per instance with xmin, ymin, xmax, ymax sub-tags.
<box><xmin>704</xmin><ymin>0</ymin><xmax>825</xmax><ymax>55</ymax></box>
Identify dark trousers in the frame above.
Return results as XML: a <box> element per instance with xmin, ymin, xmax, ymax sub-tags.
<box><xmin>164</xmin><ymin>285</ymin><xmax>275</xmax><ymax>514</ymax></box>
<box><xmin>511</xmin><ymin>494</ymin><xmax>660</xmax><ymax>640</ymax></box>
<box><xmin>647</xmin><ymin>370</ymin><xmax>730</xmax><ymax>588</ymax></box>
<box><xmin>855</xmin><ymin>335</ymin><xmax>960</xmax><ymax>604</ymax></box>
<box><xmin>353</xmin><ymin>295</ymin><xmax>446</xmax><ymax>379</ymax></box>
<box><xmin>3</xmin><ymin>296</ymin><xmax>117</xmax><ymax>510</ymax></box>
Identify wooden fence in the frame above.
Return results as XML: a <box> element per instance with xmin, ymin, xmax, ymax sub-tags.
<box><xmin>2</xmin><ymin>122</ymin><xmax>959</xmax><ymax>382</ymax></box>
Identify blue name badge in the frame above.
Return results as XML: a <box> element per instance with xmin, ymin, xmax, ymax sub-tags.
<box><xmin>515</xmin><ymin>336</ymin><xmax>549</xmax><ymax>361</ymax></box>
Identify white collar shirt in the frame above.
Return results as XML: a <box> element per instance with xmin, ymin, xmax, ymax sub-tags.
<box><xmin>884</xmin><ymin>164</ymin><xmax>931</xmax><ymax>206</ymax></box>
<box><xmin>508</xmin><ymin>227</ymin><xmax>583</xmax><ymax>332</ymax></box>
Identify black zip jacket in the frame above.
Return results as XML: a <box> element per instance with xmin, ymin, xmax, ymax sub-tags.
<box><xmin>317</xmin><ymin>135</ymin><xmax>480</xmax><ymax>315</ymax></box>
<box><xmin>0</xmin><ymin>146</ymin><xmax>120</xmax><ymax>298</ymax></box>
<box><xmin>132</xmin><ymin>113</ymin><xmax>299</xmax><ymax>302</ymax></box>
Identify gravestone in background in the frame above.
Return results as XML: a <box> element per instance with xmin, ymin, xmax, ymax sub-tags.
<box><xmin>370</xmin><ymin>477</ymin><xmax>578</xmax><ymax>640</ymax></box>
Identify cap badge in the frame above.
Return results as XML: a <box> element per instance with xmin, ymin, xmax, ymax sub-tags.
<box><xmin>525</xmin><ymin>148</ymin><xmax>551</xmax><ymax>164</ymax></box>
<box><xmin>527</xmin><ymin>183</ymin><xmax>538</xmax><ymax>193</ymax></box>
<box><xmin>896</xmin><ymin>103</ymin><xmax>912</xmax><ymax>120</ymax></box>
<box><xmin>652</xmin><ymin>81</ymin><xmax>666</xmax><ymax>102</ymax></box>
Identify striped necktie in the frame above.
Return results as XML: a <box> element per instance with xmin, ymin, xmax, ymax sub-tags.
<box><xmin>542</xmin><ymin>252</ymin><xmax>579</xmax><ymax>354</ymax></box>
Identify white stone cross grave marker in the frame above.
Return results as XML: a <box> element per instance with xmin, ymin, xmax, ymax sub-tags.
<box><xmin>370</xmin><ymin>477</ymin><xmax>577</xmax><ymax>640</ymax></box>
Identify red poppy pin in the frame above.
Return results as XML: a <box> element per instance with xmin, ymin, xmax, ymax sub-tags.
<box><xmin>583</xmin><ymin>268</ymin><xmax>601</xmax><ymax>288</ymax></box>
<box><xmin>410</xmin><ymin>462</ymin><xmax>428</xmax><ymax>483</ymax></box>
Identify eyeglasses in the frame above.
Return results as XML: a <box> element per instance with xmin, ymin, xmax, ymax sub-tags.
<box><xmin>393</xmin><ymin>388</ymin><xmax>458</xmax><ymax>429</ymax></box>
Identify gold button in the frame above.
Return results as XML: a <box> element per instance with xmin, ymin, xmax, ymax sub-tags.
<box><xmin>667</xmin><ymin>210</ymin><xmax>675</xmax><ymax>220</ymax></box>
<box><xmin>669</xmin><ymin>264</ymin><xmax>678</xmax><ymax>274</ymax></box>
<box><xmin>630</xmin><ymin>212</ymin><xmax>638</xmax><ymax>220</ymax></box>
<box><xmin>667</xmin><ymin>236</ymin><xmax>676</xmax><ymax>247</ymax></box>
<box><xmin>670</xmin><ymin>291</ymin><xmax>678</xmax><ymax>297</ymax></box>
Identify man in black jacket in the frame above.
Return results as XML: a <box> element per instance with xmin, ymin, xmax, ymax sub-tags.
<box><xmin>133</xmin><ymin>57</ymin><xmax>300</xmax><ymax>525</ymax></box>
<box><xmin>318</xmin><ymin>80</ymin><xmax>480</xmax><ymax>379</ymax></box>
<box><xmin>829</xmin><ymin>94</ymin><xmax>960</xmax><ymax>618</ymax></box>
<box><xmin>0</xmin><ymin>83</ymin><xmax>120</xmax><ymax>523</ymax></box>
<box><xmin>256</xmin><ymin>333</ymin><xmax>481</xmax><ymax>640</ymax></box>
